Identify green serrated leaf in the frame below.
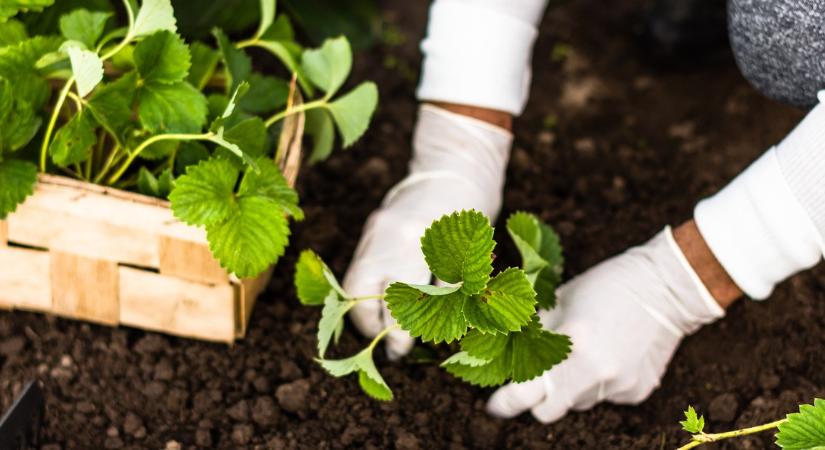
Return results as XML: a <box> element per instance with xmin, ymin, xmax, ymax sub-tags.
<box><xmin>175</xmin><ymin>140</ymin><xmax>210</xmax><ymax>175</ymax></box>
<box><xmin>137</xmin><ymin>166</ymin><xmax>160</xmax><ymax>197</ymax></box>
<box><xmin>507</xmin><ymin>212</ymin><xmax>564</xmax><ymax>309</ymax></box>
<box><xmin>385</xmin><ymin>282</ymin><xmax>469</xmax><ymax>344</ymax></box>
<box><xmin>206</xmin><ymin>195</ymin><xmax>289</xmax><ymax>278</ymax></box>
<box><xmin>318</xmin><ymin>348</ymin><xmax>392</xmax><ymax>401</ymax></box>
<box><xmin>133</xmin><ymin>0</ymin><xmax>177</xmax><ymax>37</ymax></box>
<box><xmin>420</xmin><ymin>210</ymin><xmax>494</xmax><ymax>296</ymax></box>
<box><xmin>462</xmin><ymin>268</ymin><xmax>536</xmax><ymax>334</ymax></box>
<box><xmin>224</xmin><ymin>116</ymin><xmax>267</xmax><ymax>157</ymax></box>
<box><xmin>138</xmin><ymin>81</ymin><xmax>208</xmax><ymax>133</ymax></box>
<box><xmin>0</xmin><ymin>76</ymin><xmax>41</xmax><ymax>153</ymax></box>
<box><xmin>169</xmin><ymin>157</ymin><xmax>238</xmax><ymax>226</ymax></box>
<box><xmin>777</xmin><ymin>399</ymin><xmax>825</xmax><ymax>449</ymax></box>
<box><xmin>305</xmin><ymin>108</ymin><xmax>334</xmax><ymax>163</ymax></box>
<box><xmin>59</xmin><ymin>9</ymin><xmax>111</xmax><ymax>49</ymax></box>
<box><xmin>301</xmin><ymin>35</ymin><xmax>351</xmax><ymax>96</ymax></box>
<box><xmin>0</xmin><ymin>159</ymin><xmax>37</xmax><ymax>220</ymax></box>
<box><xmin>447</xmin><ymin>319</ymin><xmax>571</xmax><ymax>386</ymax></box>
<box><xmin>134</xmin><ymin>30</ymin><xmax>191</xmax><ymax>84</ymax></box>
<box><xmin>138</xmin><ymin>139</ymin><xmax>177</xmax><ymax>160</ymax></box>
<box><xmin>0</xmin><ymin>20</ymin><xmax>27</xmax><ymax>47</ymax></box>
<box><xmin>295</xmin><ymin>249</ymin><xmax>339</xmax><ymax>306</ymax></box>
<box><xmin>48</xmin><ymin>112</ymin><xmax>96</xmax><ymax>167</ymax></box>
<box><xmin>680</xmin><ymin>406</ymin><xmax>705</xmax><ymax>434</ymax></box>
<box><xmin>187</xmin><ymin>41</ymin><xmax>220</xmax><ymax>89</ymax></box>
<box><xmin>0</xmin><ymin>36</ymin><xmax>62</xmax><ymax>108</ymax></box>
<box><xmin>441</xmin><ymin>351</ymin><xmax>490</xmax><ymax>368</ymax></box>
<box><xmin>86</xmin><ymin>71</ymin><xmax>136</xmax><ymax>144</ymax></box>
<box><xmin>157</xmin><ymin>167</ymin><xmax>175</xmax><ymax>197</ymax></box>
<box><xmin>67</xmin><ymin>46</ymin><xmax>103</xmax><ymax>97</ymax></box>
<box><xmin>255</xmin><ymin>38</ymin><xmax>308</xmax><ymax>92</ymax></box>
<box><xmin>0</xmin><ymin>0</ymin><xmax>54</xmax><ymax>22</ymax></box>
<box><xmin>237</xmin><ymin>157</ymin><xmax>302</xmax><ymax>219</ymax></box>
<box><xmin>318</xmin><ymin>292</ymin><xmax>354</xmax><ymax>357</ymax></box>
<box><xmin>213</xmin><ymin>28</ymin><xmax>250</xmax><ymax>94</ymax></box>
<box><xmin>239</xmin><ymin>73</ymin><xmax>288</xmax><ymax>114</ymax></box>
<box><xmin>327</xmin><ymin>81</ymin><xmax>377</xmax><ymax>148</ymax></box>
<box><xmin>507</xmin><ymin>212</ymin><xmax>547</xmax><ymax>273</ymax></box>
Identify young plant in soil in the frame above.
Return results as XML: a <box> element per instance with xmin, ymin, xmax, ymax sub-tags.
<box><xmin>0</xmin><ymin>0</ymin><xmax>377</xmax><ymax>278</ymax></box>
<box><xmin>295</xmin><ymin>210</ymin><xmax>572</xmax><ymax>400</ymax></box>
<box><xmin>677</xmin><ymin>399</ymin><xmax>825</xmax><ymax>449</ymax></box>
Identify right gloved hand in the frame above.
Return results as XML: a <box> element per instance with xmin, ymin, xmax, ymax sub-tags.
<box><xmin>343</xmin><ymin>104</ymin><xmax>511</xmax><ymax>359</ymax></box>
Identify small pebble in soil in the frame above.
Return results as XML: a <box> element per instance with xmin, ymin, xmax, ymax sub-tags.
<box><xmin>232</xmin><ymin>424</ymin><xmax>254</xmax><ymax>445</ymax></box>
<box><xmin>709</xmin><ymin>393</ymin><xmax>739</xmax><ymax>422</ymax></box>
<box><xmin>0</xmin><ymin>336</ymin><xmax>25</xmax><ymax>356</ymax></box>
<box><xmin>395</xmin><ymin>430</ymin><xmax>420</xmax><ymax>450</ymax></box>
<box><xmin>164</xmin><ymin>440</ymin><xmax>181</xmax><ymax>450</ymax></box>
<box><xmin>228</xmin><ymin>399</ymin><xmax>250</xmax><ymax>422</ymax></box>
<box><xmin>278</xmin><ymin>360</ymin><xmax>303</xmax><ymax>381</ymax></box>
<box><xmin>195</xmin><ymin>428</ymin><xmax>213</xmax><ymax>447</ymax></box>
<box><xmin>759</xmin><ymin>372</ymin><xmax>781</xmax><ymax>390</ymax></box>
<box><xmin>276</xmin><ymin>379</ymin><xmax>310</xmax><ymax>413</ymax></box>
<box><xmin>153</xmin><ymin>358</ymin><xmax>174</xmax><ymax>381</ymax></box>
<box><xmin>251</xmin><ymin>396</ymin><xmax>279</xmax><ymax>426</ymax></box>
<box><xmin>123</xmin><ymin>412</ymin><xmax>143</xmax><ymax>436</ymax></box>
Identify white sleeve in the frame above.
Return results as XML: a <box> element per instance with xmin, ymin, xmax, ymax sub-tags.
<box><xmin>416</xmin><ymin>0</ymin><xmax>548</xmax><ymax>115</ymax></box>
<box><xmin>694</xmin><ymin>91</ymin><xmax>825</xmax><ymax>299</ymax></box>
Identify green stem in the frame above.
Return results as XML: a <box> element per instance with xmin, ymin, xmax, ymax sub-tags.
<box><xmin>367</xmin><ymin>324</ymin><xmax>400</xmax><ymax>352</ymax></box>
<box><xmin>676</xmin><ymin>419</ymin><xmax>787</xmax><ymax>450</ymax></box>
<box><xmin>40</xmin><ymin>77</ymin><xmax>76</xmax><ymax>172</ymax></box>
<box><xmin>264</xmin><ymin>100</ymin><xmax>326</xmax><ymax>128</ymax></box>
<box><xmin>107</xmin><ymin>133</ymin><xmax>210</xmax><ymax>185</ymax></box>
<box><xmin>351</xmin><ymin>295</ymin><xmax>386</xmax><ymax>303</ymax></box>
<box><xmin>93</xmin><ymin>144</ymin><xmax>123</xmax><ymax>184</ymax></box>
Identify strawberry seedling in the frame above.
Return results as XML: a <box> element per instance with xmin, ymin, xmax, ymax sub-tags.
<box><xmin>294</xmin><ymin>210</ymin><xmax>572</xmax><ymax>400</ymax></box>
<box><xmin>0</xmin><ymin>0</ymin><xmax>378</xmax><ymax>278</ymax></box>
<box><xmin>677</xmin><ymin>399</ymin><xmax>825</xmax><ymax>449</ymax></box>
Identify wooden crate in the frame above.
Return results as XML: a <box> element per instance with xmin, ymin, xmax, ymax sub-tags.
<box><xmin>0</xmin><ymin>175</ymin><xmax>272</xmax><ymax>343</ymax></box>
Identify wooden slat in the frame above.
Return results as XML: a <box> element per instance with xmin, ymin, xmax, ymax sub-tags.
<box><xmin>50</xmin><ymin>251</ymin><xmax>120</xmax><ymax>325</ymax></box>
<box><xmin>0</xmin><ymin>247</ymin><xmax>51</xmax><ymax>312</ymax></box>
<box><xmin>233</xmin><ymin>268</ymin><xmax>272</xmax><ymax>337</ymax></box>
<box><xmin>158</xmin><ymin>234</ymin><xmax>228</xmax><ymax>284</ymax></box>
<box><xmin>6</xmin><ymin>176</ymin><xmax>207</xmax><ymax>269</ymax></box>
<box><xmin>0</xmin><ymin>220</ymin><xmax>7</xmax><ymax>247</ymax></box>
<box><xmin>119</xmin><ymin>267</ymin><xmax>236</xmax><ymax>343</ymax></box>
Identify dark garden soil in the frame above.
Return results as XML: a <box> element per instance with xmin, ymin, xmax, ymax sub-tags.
<box><xmin>2</xmin><ymin>1</ymin><xmax>823</xmax><ymax>449</ymax></box>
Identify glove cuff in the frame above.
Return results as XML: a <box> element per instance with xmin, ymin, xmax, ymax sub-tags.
<box><xmin>695</xmin><ymin>147</ymin><xmax>824</xmax><ymax>299</ymax></box>
<box><xmin>416</xmin><ymin>0</ymin><xmax>546</xmax><ymax>115</ymax></box>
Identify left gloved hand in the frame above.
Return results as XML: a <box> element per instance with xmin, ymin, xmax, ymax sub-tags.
<box><xmin>487</xmin><ymin>227</ymin><xmax>725</xmax><ymax>423</ymax></box>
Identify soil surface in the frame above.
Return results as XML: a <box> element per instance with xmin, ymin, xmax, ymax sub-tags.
<box><xmin>2</xmin><ymin>1</ymin><xmax>822</xmax><ymax>449</ymax></box>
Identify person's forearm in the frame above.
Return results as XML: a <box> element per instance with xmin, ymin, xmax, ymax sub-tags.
<box><xmin>430</xmin><ymin>102</ymin><xmax>512</xmax><ymax>131</ymax></box>
<box><xmin>674</xmin><ymin>220</ymin><xmax>742</xmax><ymax>309</ymax></box>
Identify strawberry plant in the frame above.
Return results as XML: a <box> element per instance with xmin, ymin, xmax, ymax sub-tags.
<box><xmin>0</xmin><ymin>0</ymin><xmax>378</xmax><ymax>278</ymax></box>
<box><xmin>677</xmin><ymin>399</ymin><xmax>825</xmax><ymax>449</ymax></box>
<box><xmin>294</xmin><ymin>210</ymin><xmax>572</xmax><ymax>400</ymax></box>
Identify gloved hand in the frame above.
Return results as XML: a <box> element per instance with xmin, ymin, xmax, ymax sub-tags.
<box><xmin>487</xmin><ymin>227</ymin><xmax>725</xmax><ymax>422</ymax></box>
<box><xmin>343</xmin><ymin>104</ymin><xmax>511</xmax><ymax>359</ymax></box>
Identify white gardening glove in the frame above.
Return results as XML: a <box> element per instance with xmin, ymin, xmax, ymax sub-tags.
<box><xmin>487</xmin><ymin>227</ymin><xmax>725</xmax><ymax>423</ymax></box>
<box><xmin>343</xmin><ymin>104</ymin><xmax>511</xmax><ymax>359</ymax></box>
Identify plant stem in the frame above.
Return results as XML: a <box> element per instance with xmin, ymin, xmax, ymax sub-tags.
<box><xmin>264</xmin><ymin>100</ymin><xmax>326</xmax><ymax>128</ymax></box>
<box><xmin>93</xmin><ymin>144</ymin><xmax>123</xmax><ymax>184</ymax></box>
<box><xmin>107</xmin><ymin>133</ymin><xmax>210</xmax><ymax>185</ymax></box>
<box><xmin>367</xmin><ymin>324</ymin><xmax>400</xmax><ymax>352</ymax></box>
<box><xmin>676</xmin><ymin>419</ymin><xmax>787</xmax><ymax>450</ymax></box>
<box><xmin>351</xmin><ymin>294</ymin><xmax>386</xmax><ymax>302</ymax></box>
<box><xmin>39</xmin><ymin>77</ymin><xmax>75</xmax><ymax>172</ymax></box>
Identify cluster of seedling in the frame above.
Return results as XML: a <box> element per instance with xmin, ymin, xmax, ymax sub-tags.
<box><xmin>0</xmin><ymin>0</ymin><xmax>377</xmax><ymax>278</ymax></box>
<box><xmin>295</xmin><ymin>209</ymin><xmax>572</xmax><ymax>399</ymax></box>
<box><xmin>677</xmin><ymin>399</ymin><xmax>825</xmax><ymax>449</ymax></box>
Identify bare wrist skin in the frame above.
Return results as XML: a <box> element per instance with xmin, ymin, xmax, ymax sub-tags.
<box><xmin>674</xmin><ymin>220</ymin><xmax>743</xmax><ymax>309</ymax></box>
<box><xmin>429</xmin><ymin>102</ymin><xmax>513</xmax><ymax>131</ymax></box>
